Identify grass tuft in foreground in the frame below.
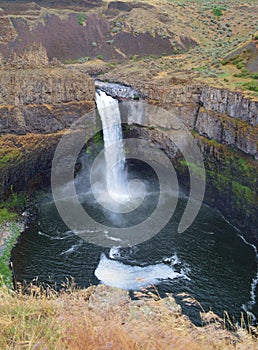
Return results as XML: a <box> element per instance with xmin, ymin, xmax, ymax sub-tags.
<box><xmin>0</xmin><ymin>283</ymin><xmax>257</xmax><ymax>349</ymax></box>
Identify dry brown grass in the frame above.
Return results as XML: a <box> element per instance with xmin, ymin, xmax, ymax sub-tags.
<box><xmin>0</xmin><ymin>284</ymin><xmax>60</xmax><ymax>349</ymax></box>
<box><xmin>1</xmin><ymin>283</ymin><xmax>256</xmax><ymax>350</ymax></box>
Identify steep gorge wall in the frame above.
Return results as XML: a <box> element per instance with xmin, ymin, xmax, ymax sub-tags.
<box><xmin>119</xmin><ymin>81</ymin><xmax>258</xmax><ymax>245</ymax></box>
<box><xmin>197</xmin><ymin>88</ymin><xmax>258</xmax><ymax>158</ymax></box>
<box><xmin>126</xmin><ymin>80</ymin><xmax>258</xmax><ymax>159</ymax></box>
<box><xmin>0</xmin><ymin>68</ymin><xmax>95</xmax><ymax>134</ymax></box>
<box><xmin>0</xmin><ymin>68</ymin><xmax>95</xmax><ymax>198</ymax></box>
<box><xmin>194</xmin><ymin>88</ymin><xmax>258</xmax><ymax>245</ymax></box>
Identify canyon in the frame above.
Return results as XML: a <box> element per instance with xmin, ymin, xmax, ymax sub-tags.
<box><xmin>0</xmin><ymin>2</ymin><xmax>258</xmax><ymax>348</ymax></box>
<box><xmin>0</xmin><ymin>60</ymin><xmax>257</xmax><ymax>246</ymax></box>
<box><xmin>0</xmin><ymin>0</ymin><xmax>257</xmax><ymax>245</ymax></box>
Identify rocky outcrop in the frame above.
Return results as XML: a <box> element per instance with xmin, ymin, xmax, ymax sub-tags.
<box><xmin>157</xmin><ymin>84</ymin><xmax>258</xmax><ymax>244</ymax></box>
<box><xmin>0</xmin><ymin>67</ymin><xmax>95</xmax><ymax>198</ymax></box>
<box><xmin>12</xmin><ymin>43</ymin><xmax>50</xmax><ymax>69</ymax></box>
<box><xmin>195</xmin><ymin>108</ymin><xmax>258</xmax><ymax>158</ymax></box>
<box><xmin>0</xmin><ymin>102</ymin><xmax>94</xmax><ymax>135</ymax></box>
<box><xmin>0</xmin><ymin>68</ymin><xmax>94</xmax><ymax>106</ymax></box>
<box><xmin>0</xmin><ymin>68</ymin><xmax>95</xmax><ymax>135</ymax></box>
<box><xmin>1</xmin><ymin>42</ymin><xmax>63</xmax><ymax>69</ymax></box>
<box><xmin>95</xmin><ymin>80</ymin><xmax>140</xmax><ymax>99</ymax></box>
<box><xmin>192</xmin><ymin>134</ymin><xmax>258</xmax><ymax>245</ymax></box>
<box><xmin>101</xmin><ymin>78</ymin><xmax>258</xmax><ymax>159</ymax></box>
<box><xmin>200</xmin><ymin>87</ymin><xmax>258</xmax><ymax>126</ymax></box>
<box><xmin>0</xmin><ymin>133</ymin><xmax>64</xmax><ymax>199</ymax></box>
<box><xmin>196</xmin><ymin>87</ymin><xmax>258</xmax><ymax>159</ymax></box>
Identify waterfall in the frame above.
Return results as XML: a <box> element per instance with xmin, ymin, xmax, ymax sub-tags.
<box><xmin>95</xmin><ymin>89</ymin><xmax>128</xmax><ymax>201</ymax></box>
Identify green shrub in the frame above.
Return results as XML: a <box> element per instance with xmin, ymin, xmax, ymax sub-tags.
<box><xmin>236</xmin><ymin>62</ymin><xmax>245</xmax><ymax>69</ymax></box>
<box><xmin>64</xmin><ymin>59</ymin><xmax>76</xmax><ymax>64</ymax></box>
<box><xmin>221</xmin><ymin>59</ymin><xmax>230</xmax><ymax>65</ymax></box>
<box><xmin>251</xmin><ymin>72</ymin><xmax>258</xmax><ymax>79</ymax></box>
<box><xmin>212</xmin><ymin>7</ymin><xmax>223</xmax><ymax>18</ymax></box>
<box><xmin>93</xmin><ymin>132</ymin><xmax>103</xmax><ymax>145</ymax></box>
<box><xmin>106</xmin><ymin>62</ymin><xmax>117</xmax><ymax>67</ymax></box>
<box><xmin>0</xmin><ymin>221</ymin><xmax>21</xmax><ymax>286</ymax></box>
<box><xmin>4</xmin><ymin>187</ymin><xmax>27</xmax><ymax>212</ymax></box>
<box><xmin>0</xmin><ymin>149</ymin><xmax>22</xmax><ymax>169</ymax></box>
<box><xmin>234</xmin><ymin>69</ymin><xmax>249</xmax><ymax>78</ymax></box>
<box><xmin>77</xmin><ymin>13</ymin><xmax>86</xmax><ymax>25</ymax></box>
<box><xmin>78</xmin><ymin>57</ymin><xmax>91</xmax><ymax>63</ymax></box>
<box><xmin>243</xmin><ymin>80</ymin><xmax>258</xmax><ymax>92</ymax></box>
<box><xmin>65</xmin><ymin>57</ymin><xmax>91</xmax><ymax>65</ymax></box>
<box><xmin>232</xmin><ymin>55</ymin><xmax>242</xmax><ymax>65</ymax></box>
<box><xmin>0</xmin><ymin>208</ymin><xmax>17</xmax><ymax>225</ymax></box>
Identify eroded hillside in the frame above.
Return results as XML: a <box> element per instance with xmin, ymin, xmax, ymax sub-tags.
<box><xmin>0</xmin><ymin>0</ymin><xmax>257</xmax><ymax>96</ymax></box>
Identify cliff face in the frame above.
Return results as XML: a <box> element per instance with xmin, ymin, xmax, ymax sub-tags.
<box><xmin>0</xmin><ymin>67</ymin><xmax>95</xmax><ymax>198</ymax></box>
<box><xmin>118</xmin><ymin>78</ymin><xmax>258</xmax><ymax>159</ymax></box>
<box><xmin>0</xmin><ymin>68</ymin><xmax>95</xmax><ymax>135</ymax></box>
<box><xmin>200</xmin><ymin>88</ymin><xmax>258</xmax><ymax>126</ymax></box>
<box><xmin>114</xmin><ymin>79</ymin><xmax>258</xmax><ymax>245</ymax></box>
<box><xmin>197</xmin><ymin>87</ymin><xmax>258</xmax><ymax>159</ymax></box>
<box><xmin>0</xmin><ymin>133</ymin><xmax>65</xmax><ymax>198</ymax></box>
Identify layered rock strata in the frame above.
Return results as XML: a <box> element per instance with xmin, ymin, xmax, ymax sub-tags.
<box><xmin>0</xmin><ymin>67</ymin><xmax>95</xmax><ymax>198</ymax></box>
<box><xmin>105</xmin><ymin>79</ymin><xmax>258</xmax><ymax>245</ymax></box>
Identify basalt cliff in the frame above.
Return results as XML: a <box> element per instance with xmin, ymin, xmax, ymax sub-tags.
<box><xmin>0</xmin><ymin>56</ymin><xmax>95</xmax><ymax>198</ymax></box>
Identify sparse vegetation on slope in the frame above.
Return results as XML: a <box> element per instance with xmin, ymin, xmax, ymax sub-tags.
<box><xmin>0</xmin><ymin>0</ymin><xmax>257</xmax><ymax>95</ymax></box>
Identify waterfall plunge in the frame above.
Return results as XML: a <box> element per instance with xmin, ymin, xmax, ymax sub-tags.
<box><xmin>94</xmin><ymin>90</ymin><xmax>188</xmax><ymax>289</ymax></box>
<box><xmin>95</xmin><ymin>90</ymin><xmax>129</xmax><ymax>205</ymax></box>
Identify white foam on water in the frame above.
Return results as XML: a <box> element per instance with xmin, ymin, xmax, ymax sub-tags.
<box><xmin>38</xmin><ymin>230</ymin><xmax>73</xmax><ymax>240</ymax></box>
<box><xmin>73</xmin><ymin>228</ymin><xmax>103</xmax><ymax>235</ymax></box>
<box><xmin>241</xmin><ymin>269</ymin><xmax>258</xmax><ymax>322</ymax></box>
<box><xmin>60</xmin><ymin>243</ymin><xmax>81</xmax><ymax>255</ymax></box>
<box><xmin>109</xmin><ymin>247</ymin><xmax>121</xmax><ymax>259</ymax></box>
<box><xmin>239</xmin><ymin>235</ymin><xmax>258</xmax><ymax>322</ymax></box>
<box><xmin>162</xmin><ymin>253</ymin><xmax>180</xmax><ymax>265</ymax></box>
<box><xmin>94</xmin><ymin>253</ymin><xmax>189</xmax><ymax>290</ymax></box>
<box><xmin>38</xmin><ymin>231</ymin><xmax>52</xmax><ymax>239</ymax></box>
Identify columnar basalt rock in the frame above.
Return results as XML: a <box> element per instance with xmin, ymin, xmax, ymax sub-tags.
<box><xmin>117</xmin><ymin>79</ymin><xmax>258</xmax><ymax>159</ymax></box>
<box><xmin>196</xmin><ymin>87</ymin><xmax>258</xmax><ymax>159</ymax></box>
<box><xmin>0</xmin><ymin>67</ymin><xmax>95</xmax><ymax>198</ymax></box>
<box><xmin>0</xmin><ymin>69</ymin><xmax>95</xmax><ymax>106</ymax></box>
<box><xmin>200</xmin><ymin>87</ymin><xmax>258</xmax><ymax>126</ymax></box>
<box><xmin>107</xmin><ymin>79</ymin><xmax>257</xmax><ymax>245</ymax></box>
<box><xmin>0</xmin><ymin>68</ymin><xmax>95</xmax><ymax>135</ymax></box>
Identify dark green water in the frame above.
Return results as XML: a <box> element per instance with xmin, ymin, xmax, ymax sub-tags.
<box><xmin>12</xmin><ymin>158</ymin><xmax>258</xmax><ymax>326</ymax></box>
